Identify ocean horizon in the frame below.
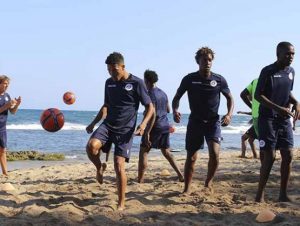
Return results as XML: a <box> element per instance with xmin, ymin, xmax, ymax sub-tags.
<box><xmin>6</xmin><ymin>109</ymin><xmax>300</xmax><ymax>161</ymax></box>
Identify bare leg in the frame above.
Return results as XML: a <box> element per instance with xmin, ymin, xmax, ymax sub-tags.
<box><xmin>279</xmin><ymin>148</ymin><xmax>293</xmax><ymax>202</ymax></box>
<box><xmin>0</xmin><ymin>148</ymin><xmax>8</xmax><ymax>176</ymax></box>
<box><xmin>138</xmin><ymin>146</ymin><xmax>151</xmax><ymax>183</ymax></box>
<box><xmin>183</xmin><ymin>151</ymin><xmax>198</xmax><ymax>194</ymax></box>
<box><xmin>205</xmin><ymin>141</ymin><xmax>220</xmax><ymax>188</ymax></box>
<box><xmin>248</xmin><ymin>137</ymin><xmax>258</xmax><ymax>159</ymax></box>
<box><xmin>241</xmin><ymin>133</ymin><xmax>249</xmax><ymax>158</ymax></box>
<box><xmin>255</xmin><ymin>150</ymin><xmax>276</xmax><ymax>202</ymax></box>
<box><xmin>86</xmin><ymin>138</ymin><xmax>103</xmax><ymax>184</ymax></box>
<box><xmin>161</xmin><ymin>148</ymin><xmax>184</xmax><ymax>182</ymax></box>
<box><xmin>114</xmin><ymin>155</ymin><xmax>127</xmax><ymax>210</ymax></box>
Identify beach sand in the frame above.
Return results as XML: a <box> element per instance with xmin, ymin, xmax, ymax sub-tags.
<box><xmin>1</xmin><ymin>151</ymin><xmax>300</xmax><ymax>225</ymax></box>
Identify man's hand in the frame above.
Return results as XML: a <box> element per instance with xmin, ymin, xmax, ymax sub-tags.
<box><xmin>221</xmin><ymin>114</ymin><xmax>232</xmax><ymax>127</ymax></box>
<box><xmin>86</xmin><ymin>123</ymin><xmax>95</xmax><ymax>134</ymax></box>
<box><xmin>277</xmin><ymin>106</ymin><xmax>294</xmax><ymax>118</ymax></box>
<box><xmin>173</xmin><ymin>111</ymin><xmax>181</xmax><ymax>123</ymax></box>
<box><xmin>292</xmin><ymin>103</ymin><xmax>300</xmax><ymax>121</ymax></box>
<box><xmin>134</xmin><ymin>123</ymin><xmax>146</xmax><ymax>136</ymax></box>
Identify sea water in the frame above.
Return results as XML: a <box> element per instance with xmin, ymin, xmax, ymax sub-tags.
<box><xmin>7</xmin><ymin>109</ymin><xmax>300</xmax><ymax>160</ymax></box>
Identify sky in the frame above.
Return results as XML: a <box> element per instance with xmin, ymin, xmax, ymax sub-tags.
<box><xmin>1</xmin><ymin>0</ymin><xmax>300</xmax><ymax>114</ymax></box>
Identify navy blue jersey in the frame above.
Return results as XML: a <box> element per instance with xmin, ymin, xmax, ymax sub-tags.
<box><xmin>104</xmin><ymin>74</ymin><xmax>152</xmax><ymax>133</ymax></box>
<box><xmin>176</xmin><ymin>71</ymin><xmax>230</xmax><ymax>121</ymax></box>
<box><xmin>0</xmin><ymin>93</ymin><xmax>11</xmax><ymax>132</ymax></box>
<box><xmin>149</xmin><ymin>87</ymin><xmax>169</xmax><ymax>133</ymax></box>
<box><xmin>256</xmin><ymin>63</ymin><xmax>295</xmax><ymax>118</ymax></box>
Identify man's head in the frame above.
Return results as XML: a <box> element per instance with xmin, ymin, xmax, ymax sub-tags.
<box><xmin>276</xmin><ymin>42</ymin><xmax>295</xmax><ymax>67</ymax></box>
<box><xmin>0</xmin><ymin>75</ymin><xmax>10</xmax><ymax>93</ymax></box>
<box><xmin>195</xmin><ymin>47</ymin><xmax>215</xmax><ymax>73</ymax></box>
<box><xmin>105</xmin><ymin>52</ymin><xmax>125</xmax><ymax>78</ymax></box>
<box><xmin>144</xmin><ymin>70</ymin><xmax>158</xmax><ymax>89</ymax></box>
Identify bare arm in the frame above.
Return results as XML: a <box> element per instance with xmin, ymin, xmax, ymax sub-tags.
<box><xmin>135</xmin><ymin>103</ymin><xmax>154</xmax><ymax>136</ymax></box>
<box><xmin>240</xmin><ymin>88</ymin><xmax>252</xmax><ymax>109</ymax></box>
<box><xmin>237</xmin><ymin>111</ymin><xmax>252</xmax><ymax>115</ymax></box>
<box><xmin>172</xmin><ymin>93</ymin><xmax>182</xmax><ymax>123</ymax></box>
<box><xmin>86</xmin><ymin>105</ymin><xmax>108</xmax><ymax>134</ymax></box>
<box><xmin>221</xmin><ymin>92</ymin><xmax>234</xmax><ymax>126</ymax></box>
<box><xmin>289</xmin><ymin>92</ymin><xmax>300</xmax><ymax>120</ymax></box>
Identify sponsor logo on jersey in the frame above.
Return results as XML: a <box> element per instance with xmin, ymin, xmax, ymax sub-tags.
<box><xmin>5</xmin><ymin>96</ymin><xmax>9</xmax><ymax>101</ymax></box>
<box><xmin>289</xmin><ymin>72</ymin><xmax>293</xmax><ymax>80</ymax></box>
<box><xmin>107</xmin><ymin>84</ymin><xmax>117</xmax><ymax>88</ymax></box>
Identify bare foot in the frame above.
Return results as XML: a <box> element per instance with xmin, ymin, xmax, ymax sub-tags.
<box><xmin>117</xmin><ymin>204</ymin><xmax>125</xmax><ymax>211</ymax></box>
<box><xmin>278</xmin><ymin>195</ymin><xmax>292</xmax><ymax>202</ymax></box>
<box><xmin>2</xmin><ymin>173</ymin><xmax>8</xmax><ymax>177</ymax></box>
<box><xmin>178</xmin><ymin>175</ymin><xmax>184</xmax><ymax>182</ymax></box>
<box><xmin>96</xmin><ymin>163</ymin><xmax>107</xmax><ymax>184</ymax></box>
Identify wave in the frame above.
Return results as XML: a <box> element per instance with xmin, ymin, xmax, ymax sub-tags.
<box><xmin>7</xmin><ymin>123</ymin><xmax>300</xmax><ymax>136</ymax></box>
<box><xmin>7</xmin><ymin>122</ymin><xmax>86</xmax><ymax>131</ymax></box>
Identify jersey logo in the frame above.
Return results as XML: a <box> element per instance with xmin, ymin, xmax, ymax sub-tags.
<box><xmin>210</xmin><ymin>80</ymin><xmax>217</xmax><ymax>87</ymax></box>
<box><xmin>192</xmin><ymin>81</ymin><xmax>202</xmax><ymax>84</ymax></box>
<box><xmin>289</xmin><ymin>72</ymin><xmax>293</xmax><ymax>80</ymax></box>
<box><xmin>273</xmin><ymin>74</ymin><xmax>282</xmax><ymax>78</ymax></box>
<box><xmin>259</xmin><ymin>140</ymin><xmax>265</xmax><ymax>147</ymax></box>
<box><xmin>108</xmin><ymin>84</ymin><xmax>116</xmax><ymax>88</ymax></box>
<box><xmin>5</xmin><ymin>96</ymin><xmax>9</xmax><ymax>101</ymax></box>
<box><xmin>125</xmin><ymin>84</ymin><xmax>133</xmax><ymax>91</ymax></box>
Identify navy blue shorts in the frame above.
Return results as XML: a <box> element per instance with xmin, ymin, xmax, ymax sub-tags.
<box><xmin>258</xmin><ymin>116</ymin><xmax>293</xmax><ymax>151</ymax></box>
<box><xmin>141</xmin><ymin>130</ymin><xmax>170</xmax><ymax>149</ymax></box>
<box><xmin>245</xmin><ymin>125</ymin><xmax>257</xmax><ymax>139</ymax></box>
<box><xmin>0</xmin><ymin>131</ymin><xmax>7</xmax><ymax>149</ymax></box>
<box><xmin>186</xmin><ymin>119</ymin><xmax>221</xmax><ymax>153</ymax></box>
<box><xmin>91</xmin><ymin>123</ymin><xmax>134</xmax><ymax>162</ymax></box>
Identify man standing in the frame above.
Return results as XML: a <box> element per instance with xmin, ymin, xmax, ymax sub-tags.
<box><xmin>172</xmin><ymin>47</ymin><xmax>234</xmax><ymax>194</ymax></box>
<box><xmin>138</xmin><ymin>70</ymin><xmax>184</xmax><ymax>183</ymax></box>
<box><xmin>239</xmin><ymin>78</ymin><xmax>260</xmax><ymax>159</ymax></box>
<box><xmin>86</xmin><ymin>52</ymin><xmax>154</xmax><ymax>210</ymax></box>
<box><xmin>255</xmin><ymin>42</ymin><xmax>299</xmax><ymax>202</ymax></box>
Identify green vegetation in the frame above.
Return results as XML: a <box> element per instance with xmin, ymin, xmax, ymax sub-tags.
<box><xmin>7</xmin><ymin>151</ymin><xmax>65</xmax><ymax>161</ymax></box>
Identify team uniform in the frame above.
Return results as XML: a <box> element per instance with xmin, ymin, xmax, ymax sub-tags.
<box><xmin>91</xmin><ymin>74</ymin><xmax>151</xmax><ymax>161</ymax></box>
<box><xmin>0</xmin><ymin>93</ymin><xmax>11</xmax><ymax>148</ymax></box>
<box><xmin>256</xmin><ymin>63</ymin><xmax>295</xmax><ymax>151</ymax></box>
<box><xmin>176</xmin><ymin>71</ymin><xmax>231</xmax><ymax>153</ymax></box>
<box><xmin>141</xmin><ymin>87</ymin><xmax>170</xmax><ymax>149</ymax></box>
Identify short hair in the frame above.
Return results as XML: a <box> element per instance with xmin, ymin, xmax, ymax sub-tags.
<box><xmin>144</xmin><ymin>70</ymin><xmax>158</xmax><ymax>84</ymax></box>
<box><xmin>277</xmin><ymin>41</ymin><xmax>293</xmax><ymax>55</ymax></box>
<box><xmin>0</xmin><ymin>75</ymin><xmax>10</xmax><ymax>84</ymax></box>
<box><xmin>195</xmin><ymin>47</ymin><xmax>215</xmax><ymax>63</ymax></box>
<box><xmin>105</xmin><ymin>52</ymin><xmax>124</xmax><ymax>65</ymax></box>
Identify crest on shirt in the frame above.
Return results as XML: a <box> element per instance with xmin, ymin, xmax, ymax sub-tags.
<box><xmin>259</xmin><ymin>140</ymin><xmax>265</xmax><ymax>147</ymax></box>
<box><xmin>289</xmin><ymin>72</ymin><xmax>293</xmax><ymax>80</ymax></box>
<box><xmin>210</xmin><ymin>80</ymin><xmax>217</xmax><ymax>87</ymax></box>
<box><xmin>5</xmin><ymin>96</ymin><xmax>9</xmax><ymax>101</ymax></box>
<box><xmin>125</xmin><ymin>84</ymin><xmax>133</xmax><ymax>91</ymax></box>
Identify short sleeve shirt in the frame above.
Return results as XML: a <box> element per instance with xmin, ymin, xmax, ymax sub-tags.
<box><xmin>0</xmin><ymin>93</ymin><xmax>11</xmax><ymax>131</ymax></box>
<box><xmin>255</xmin><ymin>63</ymin><xmax>294</xmax><ymax>118</ymax></box>
<box><xmin>246</xmin><ymin>79</ymin><xmax>259</xmax><ymax>118</ymax></box>
<box><xmin>176</xmin><ymin>71</ymin><xmax>231</xmax><ymax>121</ymax></box>
<box><xmin>104</xmin><ymin>74</ymin><xmax>152</xmax><ymax>133</ymax></box>
<box><xmin>148</xmin><ymin>87</ymin><xmax>169</xmax><ymax>133</ymax></box>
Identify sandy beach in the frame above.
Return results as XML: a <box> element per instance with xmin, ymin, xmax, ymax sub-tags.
<box><xmin>1</xmin><ymin>150</ymin><xmax>300</xmax><ymax>225</ymax></box>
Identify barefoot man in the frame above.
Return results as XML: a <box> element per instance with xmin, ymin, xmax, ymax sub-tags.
<box><xmin>86</xmin><ymin>52</ymin><xmax>154</xmax><ymax>210</ymax></box>
<box><xmin>172</xmin><ymin>47</ymin><xmax>234</xmax><ymax>194</ymax></box>
<box><xmin>255</xmin><ymin>42</ymin><xmax>299</xmax><ymax>202</ymax></box>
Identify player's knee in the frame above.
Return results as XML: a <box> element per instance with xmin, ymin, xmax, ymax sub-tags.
<box><xmin>86</xmin><ymin>139</ymin><xmax>101</xmax><ymax>155</ymax></box>
<box><xmin>114</xmin><ymin>156</ymin><xmax>125</xmax><ymax>172</ymax></box>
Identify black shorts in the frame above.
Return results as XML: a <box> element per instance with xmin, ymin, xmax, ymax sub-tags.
<box><xmin>258</xmin><ymin>116</ymin><xmax>293</xmax><ymax>151</ymax></box>
<box><xmin>245</xmin><ymin>125</ymin><xmax>257</xmax><ymax>139</ymax></box>
<box><xmin>141</xmin><ymin>131</ymin><xmax>170</xmax><ymax>149</ymax></box>
<box><xmin>186</xmin><ymin>119</ymin><xmax>221</xmax><ymax>153</ymax></box>
<box><xmin>0</xmin><ymin>131</ymin><xmax>7</xmax><ymax>149</ymax></box>
<box><xmin>91</xmin><ymin>123</ymin><xmax>134</xmax><ymax>162</ymax></box>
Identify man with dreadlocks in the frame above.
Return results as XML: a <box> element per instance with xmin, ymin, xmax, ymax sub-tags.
<box><xmin>172</xmin><ymin>47</ymin><xmax>234</xmax><ymax>194</ymax></box>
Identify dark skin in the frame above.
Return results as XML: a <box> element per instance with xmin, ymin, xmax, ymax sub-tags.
<box><xmin>172</xmin><ymin>53</ymin><xmax>234</xmax><ymax>194</ymax></box>
<box><xmin>255</xmin><ymin>44</ymin><xmax>299</xmax><ymax>202</ymax></box>
<box><xmin>86</xmin><ymin>62</ymin><xmax>154</xmax><ymax>210</ymax></box>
